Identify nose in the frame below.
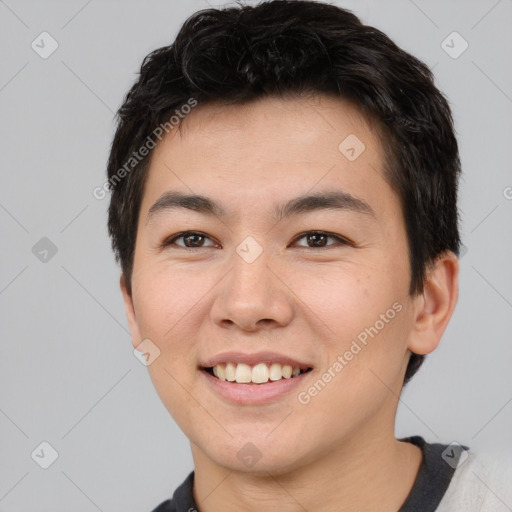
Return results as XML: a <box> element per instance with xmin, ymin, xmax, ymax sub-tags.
<box><xmin>209</xmin><ymin>244</ymin><xmax>294</xmax><ymax>332</ymax></box>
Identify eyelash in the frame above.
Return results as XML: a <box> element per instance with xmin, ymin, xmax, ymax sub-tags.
<box><xmin>161</xmin><ymin>230</ymin><xmax>353</xmax><ymax>250</ymax></box>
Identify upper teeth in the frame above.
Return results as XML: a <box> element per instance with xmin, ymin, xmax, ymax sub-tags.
<box><xmin>212</xmin><ymin>362</ymin><xmax>303</xmax><ymax>384</ymax></box>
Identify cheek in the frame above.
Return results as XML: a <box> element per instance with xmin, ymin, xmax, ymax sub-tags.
<box><xmin>132</xmin><ymin>263</ymin><xmax>202</xmax><ymax>339</ymax></box>
<box><xmin>294</xmin><ymin>263</ymin><xmax>398</xmax><ymax>340</ymax></box>
<box><xmin>131</xmin><ymin>268</ymin><xmax>203</xmax><ymax>406</ymax></box>
<box><xmin>293</xmin><ymin>310</ymin><xmax>410</xmax><ymax>440</ymax></box>
<box><xmin>133</xmin><ymin>268</ymin><xmax>203</xmax><ymax>431</ymax></box>
<box><xmin>294</xmin><ymin>261</ymin><xmax>410</xmax><ymax>385</ymax></box>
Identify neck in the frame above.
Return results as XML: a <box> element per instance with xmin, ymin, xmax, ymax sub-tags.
<box><xmin>191</xmin><ymin>425</ymin><xmax>422</xmax><ymax>512</ymax></box>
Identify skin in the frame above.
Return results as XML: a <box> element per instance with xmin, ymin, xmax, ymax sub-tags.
<box><xmin>121</xmin><ymin>94</ymin><xmax>459</xmax><ymax>511</ymax></box>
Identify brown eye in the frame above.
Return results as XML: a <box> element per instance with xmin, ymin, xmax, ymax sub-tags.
<box><xmin>163</xmin><ymin>231</ymin><xmax>216</xmax><ymax>249</ymax></box>
<box><xmin>293</xmin><ymin>231</ymin><xmax>351</xmax><ymax>248</ymax></box>
<box><xmin>306</xmin><ymin>233</ymin><xmax>328</xmax><ymax>247</ymax></box>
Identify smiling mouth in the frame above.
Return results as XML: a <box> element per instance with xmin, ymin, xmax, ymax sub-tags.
<box><xmin>203</xmin><ymin>362</ymin><xmax>313</xmax><ymax>384</ymax></box>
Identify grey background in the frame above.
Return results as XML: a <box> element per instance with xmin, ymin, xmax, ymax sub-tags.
<box><xmin>1</xmin><ymin>0</ymin><xmax>511</xmax><ymax>510</ymax></box>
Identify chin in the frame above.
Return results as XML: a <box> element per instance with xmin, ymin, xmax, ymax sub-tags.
<box><xmin>196</xmin><ymin>433</ymin><xmax>312</xmax><ymax>476</ymax></box>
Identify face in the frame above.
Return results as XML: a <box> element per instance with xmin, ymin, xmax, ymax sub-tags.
<box><xmin>122</xmin><ymin>94</ymin><xmax>424</xmax><ymax>474</ymax></box>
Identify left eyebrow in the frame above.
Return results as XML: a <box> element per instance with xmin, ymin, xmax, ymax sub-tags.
<box><xmin>274</xmin><ymin>190</ymin><xmax>375</xmax><ymax>221</ymax></box>
<box><xmin>146</xmin><ymin>190</ymin><xmax>375</xmax><ymax>225</ymax></box>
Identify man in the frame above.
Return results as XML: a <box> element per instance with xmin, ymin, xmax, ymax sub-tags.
<box><xmin>105</xmin><ymin>1</ymin><xmax>510</xmax><ymax>510</ymax></box>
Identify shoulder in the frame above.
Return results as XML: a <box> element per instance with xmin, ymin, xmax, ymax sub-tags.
<box><xmin>150</xmin><ymin>500</ymin><xmax>174</xmax><ymax>512</ymax></box>
<box><xmin>149</xmin><ymin>471</ymin><xmax>196</xmax><ymax>512</ymax></box>
<box><xmin>437</xmin><ymin>446</ymin><xmax>512</xmax><ymax>511</ymax></box>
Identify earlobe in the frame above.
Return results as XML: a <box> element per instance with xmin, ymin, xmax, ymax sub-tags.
<box><xmin>407</xmin><ymin>251</ymin><xmax>459</xmax><ymax>356</ymax></box>
<box><xmin>120</xmin><ymin>274</ymin><xmax>142</xmax><ymax>349</ymax></box>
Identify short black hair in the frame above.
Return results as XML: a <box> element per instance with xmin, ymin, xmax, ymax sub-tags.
<box><xmin>106</xmin><ymin>0</ymin><xmax>461</xmax><ymax>384</ymax></box>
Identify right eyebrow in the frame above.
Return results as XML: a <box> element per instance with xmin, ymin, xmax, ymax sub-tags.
<box><xmin>146</xmin><ymin>191</ymin><xmax>224</xmax><ymax>225</ymax></box>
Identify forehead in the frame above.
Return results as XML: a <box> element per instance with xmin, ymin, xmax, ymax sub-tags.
<box><xmin>169</xmin><ymin>94</ymin><xmax>382</xmax><ymax>158</ymax></box>
<box><xmin>140</xmin><ymin>94</ymin><xmax>396</xmax><ymax>223</ymax></box>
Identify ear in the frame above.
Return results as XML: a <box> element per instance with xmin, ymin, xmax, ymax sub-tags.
<box><xmin>407</xmin><ymin>250</ymin><xmax>459</xmax><ymax>355</ymax></box>
<box><xmin>120</xmin><ymin>274</ymin><xmax>143</xmax><ymax>349</ymax></box>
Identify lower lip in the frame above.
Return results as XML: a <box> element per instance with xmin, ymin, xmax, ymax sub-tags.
<box><xmin>200</xmin><ymin>369</ymin><xmax>312</xmax><ymax>405</ymax></box>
